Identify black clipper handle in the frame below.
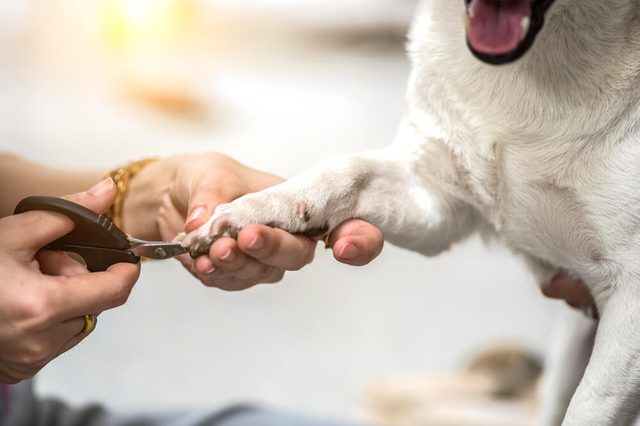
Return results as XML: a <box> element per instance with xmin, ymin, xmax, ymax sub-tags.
<box><xmin>14</xmin><ymin>196</ymin><xmax>139</xmax><ymax>272</ymax></box>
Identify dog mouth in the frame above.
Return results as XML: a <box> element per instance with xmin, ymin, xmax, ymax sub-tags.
<box><xmin>464</xmin><ymin>0</ymin><xmax>556</xmax><ymax>65</ymax></box>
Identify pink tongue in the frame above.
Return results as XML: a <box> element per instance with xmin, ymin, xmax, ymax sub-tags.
<box><xmin>467</xmin><ymin>0</ymin><xmax>531</xmax><ymax>55</ymax></box>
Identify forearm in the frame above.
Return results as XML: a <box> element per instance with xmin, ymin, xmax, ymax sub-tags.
<box><xmin>0</xmin><ymin>152</ymin><xmax>179</xmax><ymax>238</ymax></box>
<box><xmin>0</xmin><ymin>151</ymin><xmax>285</xmax><ymax>242</ymax></box>
<box><xmin>0</xmin><ymin>153</ymin><xmax>104</xmax><ymax>217</ymax></box>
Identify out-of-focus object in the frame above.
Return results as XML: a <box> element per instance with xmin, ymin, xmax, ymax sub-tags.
<box><xmin>362</xmin><ymin>345</ymin><xmax>542</xmax><ymax>426</ymax></box>
<box><xmin>120</xmin><ymin>69</ymin><xmax>206</xmax><ymax>118</ymax></box>
<box><xmin>206</xmin><ymin>0</ymin><xmax>414</xmax><ymax>34</ymax></box>
<box><xmin>101</xmin><ymin>0</ymin><xmax>207</xmax><ymax>117</ymax></box>
<box><xmin>102</xmin><ymin>0</ymin><xmax>198</xmax><ymax>53</ymax></box>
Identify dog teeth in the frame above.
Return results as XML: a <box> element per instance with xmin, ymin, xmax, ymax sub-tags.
<box><xmin>464</xmin><ymin>14</ymin><xmax>471</xmax><ymax>30</ymax></box>
<box><xmin>468</xmin><ymin>7</ymin><xmax>474</xmax><ymax>19</ymax></box>
<box><xmin>520</xmin><ymin>16</ymin><xmax>531</xmax><ymax>40</ymax></box>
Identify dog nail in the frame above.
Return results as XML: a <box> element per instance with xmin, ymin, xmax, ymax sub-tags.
<box><xmin>205</xmin><ymin>266</ymin><xmax>216</xmax><ymax>274</ymax></box>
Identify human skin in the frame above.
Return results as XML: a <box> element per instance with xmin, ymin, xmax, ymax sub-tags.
<box><xmin>0</xmin><ymin>180</ymin><xmax>140</xmax><ymax>383</ymax></box>
<box><xmin>0</xmin><ymin>152</ymin><xmax>384</xmax><ymax>291</ymax></box>
<box><xmin>121</xmin><ymin>152</ymin><xmax>385</xmax><ymax>290</ymax></box>
<box><xmin>0</xmin><ymin>152</ymin><xmax>384</xmax><ymax>382</ymax></box>
<box><xmin>541</xmin><ymin>274</ymin><xmax>594</xmax><ymax>308</ymax></box>
<box><xmin>0</xmin><ymin>151</ymin><xmax>591</xmax><ymax>383</ymax></box>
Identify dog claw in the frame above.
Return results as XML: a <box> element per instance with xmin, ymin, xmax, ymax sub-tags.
<box><xmin>210</xmin><ymin>215</ymin><xmax>240</xmax><ymax>239</ymax></box>
<box><xmin>188</xmin><ymin>237</ymin><xmax>213</xmax><ymax>258</ymax></box>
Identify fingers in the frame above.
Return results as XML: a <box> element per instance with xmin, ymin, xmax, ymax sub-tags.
<box><xmin>160</xmin><ymin>193</ymin><xmax>286</xmax><ymax>288</ymax></box>
<box><xmin>0</xmin><ymin>316</ymin><xmax>89</xmax><ymax>384</ymax></box>
<box><xmin>189</xmin><ymin>236</ymin><xmax>285</xmax><ymax>282</ymax></box>
<box><xmin>0</xmin><ymin>372</ymin><xmax>20</xmax><ymax>384</ymax></box>
<box><xmin>42</xmin><ymin>317</ymin><xmax>87</xmax><ymax>348</ymax></box>
<box><xmin>236</xmin><ymin>225</ymin><xmax>316</xmax><ymax>270</ymax></box>
<box><xmin>187</xmin><ymin>225</ymin><xmax>314</xmax><ymax>288</ymax></box>
<box><xmin>175</xmin><ymin>253</ymin><xmax>278</xmax><ymax>291</ymax></box>
<box><xmin>62</xmin><ymin>177</ymin><xmax>116</xmax><ymax>215</ymax></box>
<box><xmin>37</xmin><ymin>250</ymin><xmax>88</xmax><ymax>277</ymax></box>
<box><xmin>53</xmin><ymin>316</ymin><xmax>97</xmax><ymax>359</ymax></box>
<box><xmin>59</xmin><ymin>317</ymin><xmax>88</xmax><ymax>340</ymax></box>
<box><xmin>52</xmin><ymin>262</ymin><xmax>140</xmax><ymax>319</ymax></box>
<box><xmin>174</xmin><ymin>153</ymin><xmax>269</xmax><ymax>232</ymax></box>
<box><xmin>183</xmin><ymin>181</ymin><xmax>238</xmax><ymax>232</ymax></box>
<box><xmin>3</xmin><ymin>209</ymin><xmax>75</xmax><ymax>259</ymax></box>
<box><xmin>54</xmin><ymin>334</ymin><xmax>86</xmax><ymax>360</ymax></box>
<box><xmin>0</xmin><ymin>178</ymin><xmax>125</xmax><ymax>384</ymax></box>
<box><xmin>178</xmin><ymin>219</ymin><xmax>380</xmax><ymax>290</ymax></box>
<box><xmin>210</xmin><ymin>236</ymin><xmax>288</xmax><ymax>280</ymax></box>
<box><xmin>328</xmin><ymin>219</ymin><xmax>384</xmax><ymax>266</ymax></box>
<box><xmin>541</xmin><ymin>274</ymin><xmax>594</xmax><ymax>307</ymax></box>
<box><xmin>198</xmin><ymin>271</ymin><xmax>280</xmax><ymax>292</ymax></box>
<box><xmin>157</xmin><ymin>193</ymin><xmax>188</xmax><ymax>241</ymax></box>
<box><xmin>7</xmin><ymin>178</ymin><xmax>117</xmax><ymax>260</ymax></box>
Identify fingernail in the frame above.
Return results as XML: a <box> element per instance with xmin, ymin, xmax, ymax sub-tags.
<box><xmin>220</xmin><ymin>248</ymin><xmax>235</xmax><ymax>262</ymax></box>
<box><xmin>247</xmin><ymin>234</ymin><xmax>264</xmax><ymax>251</ymax></box>
<box><xmin>338</xmin><ymin>243</ymin><xmax>358</xmax><ymax>260</ymax></box>
<box><xmin>187</xmin><ymin>206</ymin><xmax>206</xmax><ymax>224</ymax></box>
<box><xmin>88</xmin><ymin>178</ymin><xmax>114</xmax><ymax>196</ymax></box>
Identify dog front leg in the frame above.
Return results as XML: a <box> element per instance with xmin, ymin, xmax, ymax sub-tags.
<box><xmin>562</xmin><ymin>280</ymin><xmax>640</xmax><ymax>425</ymax></box>
<box><xmin>184</xmin><ymin>122</ymin><xmax>477</xmax><ymax>258</ymax></box>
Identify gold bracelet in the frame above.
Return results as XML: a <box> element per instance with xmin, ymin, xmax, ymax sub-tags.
<box><xmin>104</xmin><ymin>158</ymin><xmax>159</xmax><ymax>228</ymax></box>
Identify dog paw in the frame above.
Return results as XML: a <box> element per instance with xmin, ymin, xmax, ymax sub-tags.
<box><xmin>182</xmin><ymin>191</ymin><xmax>329</xmax><ymax>257</ymax></box>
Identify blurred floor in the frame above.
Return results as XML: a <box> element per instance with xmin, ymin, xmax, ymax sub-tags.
<box><xmin>0</xmin><ymin>0</ymin><xmax>561</xmax><ymax>421</ymax></box>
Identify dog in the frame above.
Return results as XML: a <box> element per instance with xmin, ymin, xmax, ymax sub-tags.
<box><xmin>183</xmin><ymin>0</ymin><xmax>640</xmax><ymax>424</ymax></box>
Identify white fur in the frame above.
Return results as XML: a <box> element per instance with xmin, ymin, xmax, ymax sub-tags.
<box><xmin>186</xmin><ymin>0</ymin><xmax>640</xmax><ymax>423</ymax></box>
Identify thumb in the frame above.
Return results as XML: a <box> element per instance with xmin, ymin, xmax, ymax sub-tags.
<box><xmin>62</xmin><ymin>177</ymin><xmax>116</xmax><ymax>214</ymax></box>
<box><xmin>9</xmin><ymin>178</ymin><xmax>116</xmax><ymax>257</ymax></box>
<box><xmin>328</xmin><ymin>219</ymin><xmax>384</xmax><ymax>266</ymax></box>
<box><xmin>183</xmin><ymin>183</ymin><xmax>236</xmax><ymax>232</ymax></box>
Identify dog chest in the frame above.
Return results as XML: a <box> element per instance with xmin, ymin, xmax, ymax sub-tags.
<box><xmin>478</xmin><ymin>137</ymin><xmax>640</xmax><ymax>280</ymax></box>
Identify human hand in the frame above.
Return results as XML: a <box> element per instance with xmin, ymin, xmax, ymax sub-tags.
<box><xmin>0</xmin><ymin>179</ymin><xmax>140</xmax><ymax>383</ymax></box>
<box><xmin>122</xmin><ymin>153</ymin><xmax>384</xmax><ymax>291</ymax></box>
<box><xmin>541</xmin><ymin>274</ymin><xmax>597</xmax><ymax>316</ymax></box>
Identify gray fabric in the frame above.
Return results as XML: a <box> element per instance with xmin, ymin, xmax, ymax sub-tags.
<box><xmin>0</xmin><ymin>380</ymin><xmax>368</xmax><ymax>426</ymax></box>
<box><xmin>215</xmin><ymin>410</ymin><xmax>368</xmax><ymax>426</ymax></box>
<box><xmin>2</xmin><ymin>380</ymin><xmax>40</xmax><ymax>426</ymax></box>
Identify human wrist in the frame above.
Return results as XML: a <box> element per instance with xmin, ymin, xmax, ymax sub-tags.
<box><xmin>112</xmin><ymin>157</ymin><xmax>174</xmax><ymax>239</ymax></box>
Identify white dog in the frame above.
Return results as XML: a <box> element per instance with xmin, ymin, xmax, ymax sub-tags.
<box><xmin>184</xmin><ymin>0</ymin><xmax>640</xmax><ymax>424</ymax></box>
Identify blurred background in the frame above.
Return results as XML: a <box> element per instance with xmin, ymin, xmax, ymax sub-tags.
<box><xmin>0</xmin><ymin>0</ymin><xmax>563</xmax><ymax>423</ymax></box>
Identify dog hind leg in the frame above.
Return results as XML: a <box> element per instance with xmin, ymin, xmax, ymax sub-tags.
<box><xmin>536</xmin><ymin>308</ymin><xmax>596</xmax><ymax>426</ymax></box>
<box><xmin>563</xmin><ymin>280</ymin><xmax>640</xmax><ymax>425</ymax></box>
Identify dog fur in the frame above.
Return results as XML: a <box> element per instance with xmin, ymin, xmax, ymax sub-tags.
<box><xmin>185</xmin><ymin>1</ymin><xmax>640</xmax><ymax>423</ymax></box>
